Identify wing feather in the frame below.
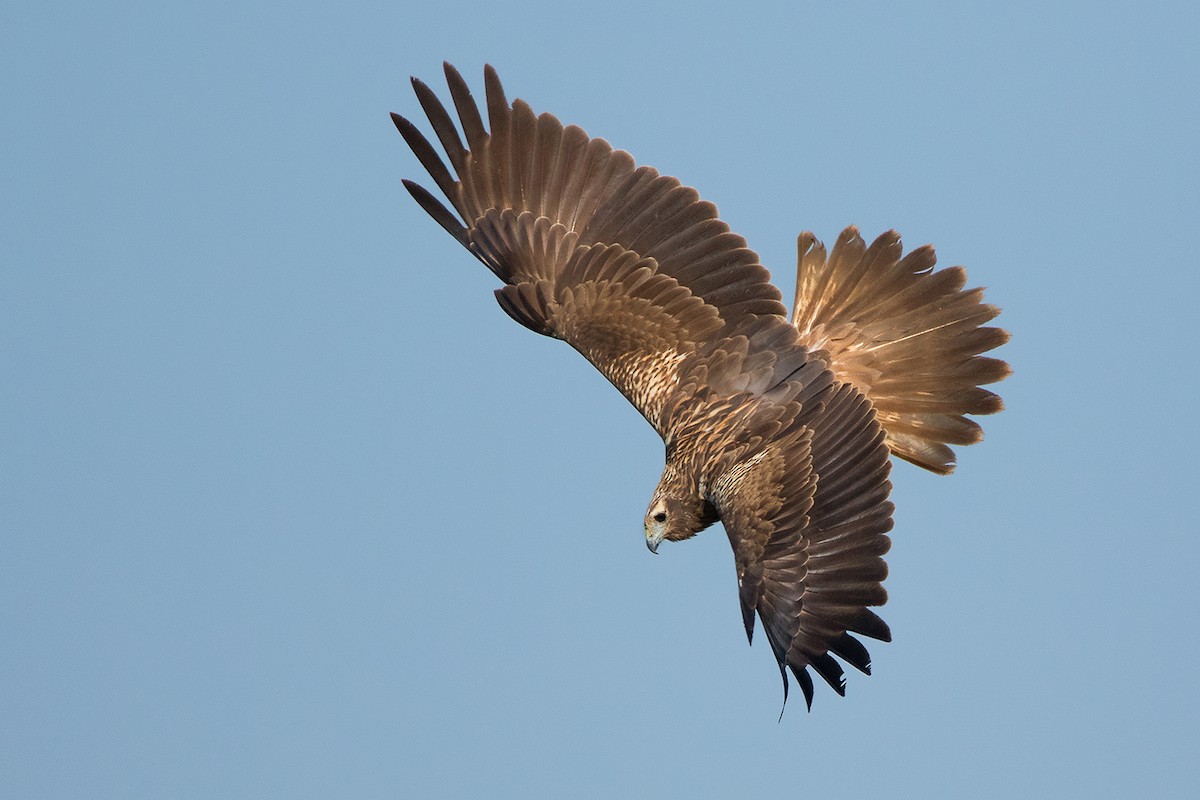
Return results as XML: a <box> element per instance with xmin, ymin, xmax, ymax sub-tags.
<box><xmin>400</xmin><ymin>178</ymin><xmax>468</xmax><ymax>248</ymax></box>
<box><xmin>395</xmin><ymin>63</ymin><xmax>787</xmax><ymax>336</ymax></box>
<box><xmin>411</xmin><ymin>77</ymin><xmax>467</xmax><ymax>172</ymax></box>
<box><xmin>710</xmin><ymin>382</ymin><xmax>893</xmax><ymax>708</ymax></box>
<box><xmin>391</xmin><ymin>114</ymin><xmax>461</xmax><ymax>219</ymax></box>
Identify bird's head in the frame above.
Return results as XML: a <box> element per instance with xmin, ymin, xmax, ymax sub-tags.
<box><xmin>644</xmin><ymin>493</ymin><xmax>716</xmax><ymax>553</ymax></box>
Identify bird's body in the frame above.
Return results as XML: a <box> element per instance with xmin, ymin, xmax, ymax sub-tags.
<box><xmin>393</xmin><ymin>64</ymin><xmax>1009</xmax><ymax>709</ymax></box>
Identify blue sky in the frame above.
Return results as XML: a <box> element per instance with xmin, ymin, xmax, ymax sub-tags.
<box><xmin>4</xmin><ymin>1</ymin><xmax>1198</xmax><ymax>797</ymax></box>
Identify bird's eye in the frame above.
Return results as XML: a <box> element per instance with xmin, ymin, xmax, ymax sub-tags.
<box><xmin>653</xmin><ymin>511</ymin><xmax>667</xmax><ymax>523</ymax></box>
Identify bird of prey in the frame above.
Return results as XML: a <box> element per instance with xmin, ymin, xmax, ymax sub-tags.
<box><xmin>392</xmin><ymin>63</ymin><xmax>1009</xmax><ymax>709</ymax></box>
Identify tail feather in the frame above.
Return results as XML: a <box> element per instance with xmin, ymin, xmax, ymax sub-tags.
<box><xmin>792</xmin><ymin>227</ymin><xmax>1010</xmax><ymax>474</ymax></box>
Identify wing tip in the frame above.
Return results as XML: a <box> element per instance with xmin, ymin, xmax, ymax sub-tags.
<box><xmin>389</xmin><ymin>110</ymin><xmax>412</xmax><ymax>134</ymax></box>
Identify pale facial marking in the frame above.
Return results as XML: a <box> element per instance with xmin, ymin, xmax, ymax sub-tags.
<box><xmin>644</xmin><ymin>497</ymin><xmax>669</xmax><ymax>553</ymax></box>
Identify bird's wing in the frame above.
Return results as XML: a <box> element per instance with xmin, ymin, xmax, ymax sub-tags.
<box><xmin>709</xmin><ymin>382</ymin><xmax>894</xmax><ymax>709</ymax></box>
<box><xmin>791</xmin><ymin>227</ymin><xmax>1010</xmax><ymax>474</ymax></box>
<box><xmin>490</xmin><ymin>233</ymin><xmax>726</xmax><ymax>431</ymax></box>
<box><xmin>392</xmin><ymin>64</ymin><xmax>790</xmax><ymax>432</ymax></box>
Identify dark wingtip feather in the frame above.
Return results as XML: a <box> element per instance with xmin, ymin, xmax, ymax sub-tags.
<box><xmin>791</xmin><ymin>665</ymin><xmax>815</xmax><ymax>711</ymax></box>
<box><xmin>400</xmin><ymin>179</ymin><xmax>469</xmax><ymax>245</ymax></box>
<box><xmin>828</xmin><ymin>632</ymin><xmax>874</xmax><ymax>675</ymax></box>
<box><xmin>850</xmin><ymin>608</ymin><xmax>892</xmax><ymax>642</ymax></box>
<box><xmin>738</xmin><ymin>583</ymin><xmax>757</xmax><ymax>645</ymax></box>
<box><xmin>391</xmin><ymin>111</ymin><xmax>421</xmax><ymax>142</ymax></box>
<box><xmin>410</xmin><ymin>76</ymin><xmax>469</xmax><ymax>170</ymax></box>
<box><xmin>441</xmin><ymin>61</ymin><xmax>488</xmax><ymax>155</ymax></box>
<box><xmin>766</xmin><ymin>632</ymin><xmax>790</xmax><ymax>717</ymax></box>
<box><xmin>808</xmin><ymin>653</ymin><xmax>847</xmax><ymax>696</ymax></box>
<box><xmin>484</xmin><ymin>62</ymin><xmax>501</xmax><ymax>86</ymax></box>
<box><xmin>483</xmin><ymin>63</ymin><xmax>509</xmax><ymax>125</ymax></box>
<box><xmin>777</xmin><ymin>657</ymin><xmax>789</xmax><ymax>719</ymax></box>
<box><xmin>391</xmin><ymin>111</ymin><xmax>461</xmax><ymax>207</ymax></box>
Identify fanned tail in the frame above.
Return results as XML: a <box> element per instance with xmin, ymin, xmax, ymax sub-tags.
<box><xmin>791</xmin><ymin>227</ymin><xmax>1010</xmax><ymax>474</ymax></box>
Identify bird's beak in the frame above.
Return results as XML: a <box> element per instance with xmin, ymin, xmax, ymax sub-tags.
<box><xmin>645</xmin><ymin>528</ymin><xmax>664</xmax><ymax>555</ymax></box>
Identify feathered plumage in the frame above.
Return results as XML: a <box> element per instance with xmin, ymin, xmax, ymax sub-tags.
<box><xmin>393</xmin><ymin>63</ymin><xmax>1009</xmax><ymax>710</ymax></box>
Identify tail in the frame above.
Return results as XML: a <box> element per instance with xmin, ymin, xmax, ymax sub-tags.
<box><xmin>791</xmin><ymin>227</ymin><xmax>1010</xmax><ymax>474</ymax></box>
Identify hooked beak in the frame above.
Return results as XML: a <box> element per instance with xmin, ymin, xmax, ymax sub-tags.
<box><xmin>645</xmin><ymin>527</ymin><xmax>664</xmax><ymax>555</ymax></box>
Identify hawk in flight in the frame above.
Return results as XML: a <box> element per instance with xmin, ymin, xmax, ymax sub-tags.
<box><xmin>392</xmin><ymin>64</ymin><xmax>1009</xmax><ymax>709</ymax></box>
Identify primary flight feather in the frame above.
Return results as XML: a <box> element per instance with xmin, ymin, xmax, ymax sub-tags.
<box><xmin>392</xmin><ymin>63</ymin><xmax>1009</xmax><ymax>709</ymax></box>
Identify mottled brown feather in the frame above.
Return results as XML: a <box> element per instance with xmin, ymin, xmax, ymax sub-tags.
<box><xmin>792</xmin><ymin>227</ymin><xmax>1011</xmax><ymax>473</ymax></box>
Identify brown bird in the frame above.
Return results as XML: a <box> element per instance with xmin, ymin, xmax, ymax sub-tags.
<box><xmin>392</xmin><ymin>64</ymin><xmax>1009</xmax><ymax>709</ymax></box>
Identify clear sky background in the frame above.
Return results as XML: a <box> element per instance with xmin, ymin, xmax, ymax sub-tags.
<box><xmin>4</xmin><ymin>1</ymin><xmax>1198</xmax><ymax>797</ymax></box>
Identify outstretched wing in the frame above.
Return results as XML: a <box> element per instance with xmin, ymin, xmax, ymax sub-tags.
<box><xmin>792</xmin><ymin>227</ymin><xmax>1010</xmax><ymax>474</ymax></box>
<box><xmin>710</xmin><ymin>382</ymin><xmax>894</xmax><ymax>709</ymax></box>
<box><xmin>392</xmin><ymin>63</ymin><xmax>789</xmax><ymax>432</ymax></box>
